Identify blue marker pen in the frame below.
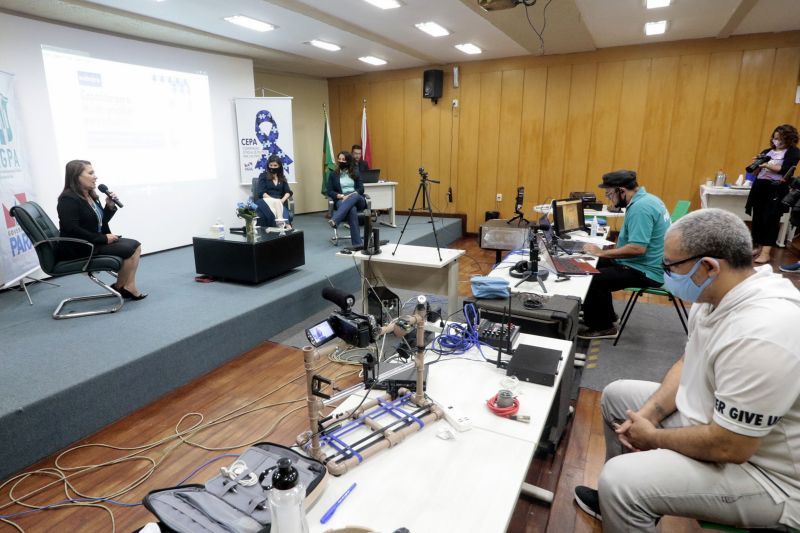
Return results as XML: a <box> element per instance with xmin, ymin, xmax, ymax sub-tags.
<box><xmin>320</xmin><ymin>482</ymin><xmax>357</xmax><ymax>524</ymax></box>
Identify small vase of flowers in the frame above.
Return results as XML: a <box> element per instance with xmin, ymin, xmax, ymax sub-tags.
<box><xmin>236</xmin><ymin>198</ymin><xmax>258</xmax><ymax>236</ymax></box>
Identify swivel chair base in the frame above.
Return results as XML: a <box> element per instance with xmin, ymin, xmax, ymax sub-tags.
<box><xmin>53</xmin><ymin>272</ymin><xmax>125</xmax><ymax>319</ymax></box>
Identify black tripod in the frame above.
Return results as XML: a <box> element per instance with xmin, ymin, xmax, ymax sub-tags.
<box><xmin>514</xmin><ymin>226</ymin><xmax>547</xmax><ymax>293</ymax></box>
<box><xmin>393</xmin><ymin>167</ymin><xmax>442</xmax><ymax>261</ymax></box>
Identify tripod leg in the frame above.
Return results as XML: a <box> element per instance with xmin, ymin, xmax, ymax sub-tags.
<box><xmin>422</xmin><ymin>181</ymin><xmax>442</xmax><ymax>261</ymax></box>
<box><xmin>392</xmin><ymin>180</ymin><xmax>425</xmax><ymax>255</ymax></box>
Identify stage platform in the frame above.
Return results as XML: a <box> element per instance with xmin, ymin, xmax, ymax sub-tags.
<box><xmin>0</xmin><ymin>212</ymin><xmax>462</xmax><ymax>479</ymax></box>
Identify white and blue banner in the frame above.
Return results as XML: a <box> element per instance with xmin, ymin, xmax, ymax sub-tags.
<box><xmin>234</xmin><ymin>97</ymin><xmax>295</xmax><ymax>184</ymax></box>
<box><xmin>0</xmin><ymin>70</ymin><xmax>39</xmax><ymax>288</ymax></box>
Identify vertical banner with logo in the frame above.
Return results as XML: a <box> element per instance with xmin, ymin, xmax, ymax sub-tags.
<box><xmin>234</xmin><ymin>97</ymin><xmax>295</xmax><ymax>185</ymax></box>
<box><xmin>0</xmin><ymin>71</ymin><xmax>39</xmax><ymax>288</ymax></box>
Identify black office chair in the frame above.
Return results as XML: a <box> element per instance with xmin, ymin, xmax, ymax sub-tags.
<box><xmin>250</xmin><ymin>178</ymin><xmax>295</xmax><ymax>224</ymax></box>
<box><xmin>328</xmin><ymin>195</ymin><xmax>373</xmax><ymax>246</ymax></box>
<box><xmin>10</xmin><ymin>201</ymin><xmax>124</xmax><ymax>319</ymax></box>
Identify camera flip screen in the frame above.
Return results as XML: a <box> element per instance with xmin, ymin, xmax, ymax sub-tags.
<box><xmin>306</xmin><ymin>319</ymin><xmax>336</xmax><ymax>347</ymax></box>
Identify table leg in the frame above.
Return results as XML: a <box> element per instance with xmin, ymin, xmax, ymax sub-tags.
<box><xmin>447</xmin><ymin>259</ymin><xmax>460</xmax><ymax>317</ymax></box>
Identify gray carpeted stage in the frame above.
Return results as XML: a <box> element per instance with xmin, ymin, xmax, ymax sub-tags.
<box><xmin>0</xmin><ymin>212</ymin><xmax>462</xmax><ymax>479</ymax></box>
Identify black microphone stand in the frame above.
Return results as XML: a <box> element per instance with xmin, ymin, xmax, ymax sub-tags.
<box><xmin>393</xmin><ymin>167</ymin><xmax>442</xmax><ymax>261</ymax></box>
<box><xmin>514</xmin><ymin>225</ymin><xmax>547</xmax><ymax>293</ymax></box>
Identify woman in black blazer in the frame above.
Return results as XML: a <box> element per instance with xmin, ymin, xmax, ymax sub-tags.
<box><xmin>326</xmin><ymin>151</ymin><xmax>367</xmax><ymax>246</ymax></box>
<box><xmin>57</xmin><ymin>160</ymin><xmax>146</xmax><ymax>300</ymax></box>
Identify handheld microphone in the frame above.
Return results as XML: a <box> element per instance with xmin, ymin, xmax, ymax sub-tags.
<box><xmin>322</xmin><ymin>287</ymin><xmax>356</xmax><ymax>311</ymax></box>
<box><xmin>98</xmin><ymin>184</ymin><xmax>124</xmax><ymax>208</ymax></box>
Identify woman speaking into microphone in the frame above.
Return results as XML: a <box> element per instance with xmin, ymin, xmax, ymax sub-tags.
<box><xmin>56</xmin><ymin>159</ymin><xmax>147</xmax><ymax>300</ymax></box>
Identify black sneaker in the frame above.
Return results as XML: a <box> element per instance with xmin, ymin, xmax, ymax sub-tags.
<box><xmin>574</xmin><ymin>486</ymin><xmax>602</xmax><ymax>521</ymax></box>
<box><xmin>577</xmin><ymin>326</ymin><xmax>618</xmax><ymax>340</ymax></box>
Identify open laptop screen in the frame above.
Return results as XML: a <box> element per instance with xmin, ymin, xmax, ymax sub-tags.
<box><xmin>552</xmin><ymin>198</ymin><xmax>585</xmax><ymax>236</ymax></box>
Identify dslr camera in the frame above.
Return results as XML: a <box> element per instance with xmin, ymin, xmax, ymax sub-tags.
<box><xmin>305</xmin><ymin>287</ymin><xmax>379</xmax><ymax>348</ymax></box>
<box><xmin>746</xmin><ymin>154</ymin><xmax>771</xmax><ymax>174</ymax></box>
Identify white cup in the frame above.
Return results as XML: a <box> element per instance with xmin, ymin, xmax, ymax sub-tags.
<box><xmin>275</xmin><ymin>218</ymin><xmax>286</xmax><ymax>229</ymax></box>
<box><xmin>705</xmin><ymin>180</ymin><xmax>713</xmax><ymax>187</ymax></box>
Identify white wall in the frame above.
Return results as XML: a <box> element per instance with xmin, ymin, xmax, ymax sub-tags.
<box><xmin>0</xmin><ymin>12</ymin><xmax>256</xmax><ymax>252</ymax></box>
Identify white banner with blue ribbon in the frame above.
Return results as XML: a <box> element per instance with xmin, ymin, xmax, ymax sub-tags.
<box><xmin>234</xmin><ymin>97</ymin><xmax>295</xmax><ymax>184</ymax></box>
<box><xmin>0</xmin><ymin>70</ymin><xmax>39</xmax><ymax>289</ymax></box>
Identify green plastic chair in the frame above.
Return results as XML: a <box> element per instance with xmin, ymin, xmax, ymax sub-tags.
<box><xmin>613</xmin><ymin>200</ymin><xmax>692</xmax><ymax>345</ymax></box>
<box><xmin>671</xmin><ymin>199</ymin><xmax>691</xmax><ymax>223</ymax></box>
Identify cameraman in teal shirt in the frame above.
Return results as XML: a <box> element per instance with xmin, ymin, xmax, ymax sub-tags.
<box><xmin>579</xmin><ymin>170</ymin><xmax>671</xmax><ymax>339</ymax></box>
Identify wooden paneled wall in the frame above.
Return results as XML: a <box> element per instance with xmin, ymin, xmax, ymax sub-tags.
<box><xmin>328</xmin><ymin>32</ymin><xmax>800</xmax><ymax>232</ymax></box>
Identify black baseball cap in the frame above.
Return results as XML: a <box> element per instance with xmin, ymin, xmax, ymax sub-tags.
<box><xmin>599</xmin><ymin>170</ymin><xmax>637</xmax><ymax>189</ymax></box>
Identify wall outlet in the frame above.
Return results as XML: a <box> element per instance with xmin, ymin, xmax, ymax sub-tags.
<box><xmin>496</xmin><ymin>193</ymin><xmax>503</xmax><ymax>202</ymax></box>
<box><xmin>447</xmin><ymin>187</ymin><xmax>453</xmax><ymax>203</ymax></box>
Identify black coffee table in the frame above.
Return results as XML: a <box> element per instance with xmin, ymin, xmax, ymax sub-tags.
<box><xmin>193</xmin><ymin>229</ymin><xmax>305</xmax><ymax>284</ymax></box>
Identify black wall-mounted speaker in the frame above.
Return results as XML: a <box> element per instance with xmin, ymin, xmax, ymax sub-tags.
<box><xmin>423</xmin><ymin>69</ymin><xmax>443</xmax><ymax>102</ymax></box>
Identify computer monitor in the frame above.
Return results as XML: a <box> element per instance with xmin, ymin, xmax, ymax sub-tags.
<box><xmin>360</xmin><ymin>169</ymin><xmax>380</xmax><ymax>183</ymax></box>
<box><xmin>552</xmin><ymin>198</ymin><xmax>586</xmax><ymax>237</ymax></box>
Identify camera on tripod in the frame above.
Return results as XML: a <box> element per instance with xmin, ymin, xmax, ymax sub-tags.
<box><xmin>305</xmin><ymin>287</ymin><xmax>379</xmax><ymax>348</ymax></box>
<box><xmin>746</xmin><ymin>154</ymin><xmax>771</xmax><ymax>174</ymax></box>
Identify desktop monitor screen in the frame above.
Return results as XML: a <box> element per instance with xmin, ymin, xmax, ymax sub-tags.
<box><xmin>552</xmin><ymin>198</ymin><xmax>586</xmax><ymax>236</ymax></box>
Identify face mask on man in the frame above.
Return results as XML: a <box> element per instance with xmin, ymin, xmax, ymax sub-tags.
<box><xmin>613</xmin><ymin>188</ymin><xmax>629</xmax><ymax>209</ymax></box>
<box><xmin>663</xmin><ymin>258</ymin><xmax>715</xmax><ymax>302</ymax></box>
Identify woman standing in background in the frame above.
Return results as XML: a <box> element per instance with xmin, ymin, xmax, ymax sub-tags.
<box><xmin>746</xmin><ymin>124</ymin><xmax>799</xmax><ymax>264</ymax></box>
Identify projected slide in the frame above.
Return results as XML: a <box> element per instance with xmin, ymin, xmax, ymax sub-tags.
<box><xmin>41</xmin><ymin>47</ymin><xmax>216</xmax><ymax>186</ymax></box>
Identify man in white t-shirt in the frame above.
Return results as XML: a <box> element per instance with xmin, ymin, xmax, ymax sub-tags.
<box><xmin>574</xmin><ymin>208</ymin><xmax>800</xmax><ymax>531</ymax></box>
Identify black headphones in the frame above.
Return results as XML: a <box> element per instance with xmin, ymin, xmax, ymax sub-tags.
<box><xmin>509</xmin><ymin>260</ymin><xmax>531</xmax><ymax>278</ymax></box>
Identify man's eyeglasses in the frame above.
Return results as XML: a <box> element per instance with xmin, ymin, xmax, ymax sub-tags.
<box><xmin>662</xmin><ymin>254</ymin><xmax>708</xmax><ymax>275</ymax></box>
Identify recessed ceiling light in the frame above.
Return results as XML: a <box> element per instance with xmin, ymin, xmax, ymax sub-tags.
<box><xmin>415</xmin><ymin>21</ymin><xmax>450</xmax><ymax>37</ymax></box>
<box><xmin>359</xmin><ymin>56</ymin><xmax>388</xmax><ymax>66</ymax></box>
<box><xmin>646</xmin><ymin>0</ymin><xmax>670</xmax><ymax>8</ymax></box>
<box><xmin>644</xmin><ymin>20</ymin><xmax>667</xmax><ymax>35</ymax></box>
<box><xmin>363</xmin><ymin>0</ymin><xmax>402</xmax><ymax>9</ymax></box>
<box><xmin>309</xmin><ymin>40</ymin><xmax>341</xmax><ymax>52</ymax></box>
<box><xmin>455</xmin><ymin>43</ymin><xmax>482</xmax><ymax>55</ymax></box>
<box><xmin>224</xmin><ymin>15</ymin><xmax>275</xmax><ymax>32</ymax></box>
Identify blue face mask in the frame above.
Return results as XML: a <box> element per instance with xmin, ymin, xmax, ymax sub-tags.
<box><xmin>663</xmin><ymin>259</ymin><xmax>714</xmax><ymax>302</ymax></box>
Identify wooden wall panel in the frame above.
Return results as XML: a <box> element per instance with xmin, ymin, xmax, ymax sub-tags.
<box><xmin>384</xmin><ymin>80</ymin><xmax>405</xmax><ymax>203</ymax></box>
<box><xmin>325</xmin><ymin>31</ymin><xmax>800</xmax><ymax>231</ymax></box>
<box><xmin>538</xmin><ymin>65</ymin><xmax>572</xmax><ymax>203</ymax></box>
<box><xmin>517</xmin><ymin>67</ymin><xmax>548</xmax><ymax>205</ymax></box>
<box><xmin>638</xmin><ymin>56</ymin><xmax>679</xmax><ymax>196</ymax></box>
<box><xmin>496</xmin><ymin>69</ymin><xmax>525</xmax><ymax>219</ymax></box>
<box><xmin>662</xmin><ymin>54</ymin><xmax>710</xmax><ymax>212</ymax></box>
<box><xmin>402</xmin><ymin>78</ymin><xmax>422</xmax><ymax>211</ymax></box>
<box><xmin>693</xmin><ymin>52</ymin><xmax>741</xmax><ymax>192</ymax></box>
<box><xmin>475</xmin><ymin>71</ymin><xmax>503</xmax><ymax>229</ymax></box>
<box><xmin>585</xmin><ymin>62</ymin><xmax>624</xmax><ymax>198</ymax></box>
<box><xmin>455</xmin><ymin>72</ymin><xmax>481</xmax><ymax>228</ymax></box>
<box><xmin>563</xmin><ymin>63</ymin><xmax>598</xmax><ymax>194</ymax></box>
<box><xmin>614</xmin><ymin>59</ymin><xmax>651</xmax><ymax>170</ymax></box>
<box><xmin>761</xmin><ymin>47</ymin><xmax>800</xmax><ymax>144</ymax></box>
<box><xmin>726</xmin><ymin>49</ymin><xmax>776</xmax><ymax>176</ymax></box>
<box><xmin>368</xmin><ymin>81</ymin><xmax>389</xmax><ymax>179</ymax></box>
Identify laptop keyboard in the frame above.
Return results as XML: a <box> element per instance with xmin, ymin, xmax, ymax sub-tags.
<box><xmin>551</xmin><ymin>255</ymin><xmax>589</xmax><ymax>275</ymax></box>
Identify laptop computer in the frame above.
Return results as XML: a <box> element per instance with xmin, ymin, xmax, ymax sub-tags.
<box><xmin>360</xmin><ymin>169</ymin><xmax>380</xmax><ymax>183</ymax></box>
<box><xmin>539</xmin><ymin>214</ymin><xmax>587</xmax><ymax>254</ymax></box>
<box><xmin>539</xmin><ymin>235</ymin><xmax>599</xmax><ymax>276</ymax></box>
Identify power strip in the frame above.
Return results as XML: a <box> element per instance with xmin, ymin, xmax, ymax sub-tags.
<box><xmin>442</xmin><ymin>404</ymin><xmax>472</xmax><ymax>432</ymax></box>
<box><xmin>477</xmin><ymin>319</ymin><xmax>521</xmax><ymax>349</ymax></box>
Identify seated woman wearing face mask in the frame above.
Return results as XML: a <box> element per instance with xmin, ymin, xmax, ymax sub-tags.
<box><xmin>254</xmin><ymin>154</ymin><xmax>293</xmax><ymax>230</ymax></box>
<box><xmin>326</xmin><ymin>150</ymin><xmax>367</xmax><ymax>247</ymax></box>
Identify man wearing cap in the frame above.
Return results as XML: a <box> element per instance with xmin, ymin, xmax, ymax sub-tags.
<box><xmin>578</xmin><ymin>170</ymin><xmax>671</xmax><ymax>339</ymax></box>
